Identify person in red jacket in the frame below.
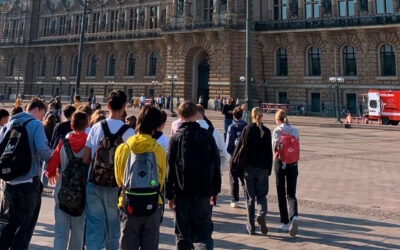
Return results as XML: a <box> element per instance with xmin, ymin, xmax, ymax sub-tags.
<box><xmin>45</xmin><ymin>112</ymin><xmax>88</xmax><ymax>250</ymax></box>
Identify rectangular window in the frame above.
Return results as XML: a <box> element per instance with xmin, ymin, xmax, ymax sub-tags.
<box><xmin>11</xmin><ymin>20</ymin><xmax>19</xmax><ymax>39</ymax></box>
<box><xmin>274</xmin><ymin>0</ymin><xmax>287</xmax><ymax>20</ymax></box>
<box><xmin>91</xmin><ymin>13</ymin><xmax>100</xmax><ymax>33</ymax></box>
<box><xmin>110</xmin><ymin>11</ymin><xmax>119</xmax><ymax>32</ymax></box>
<box><xmin>278</xmin><ymin>92</ymin><xmax>288</xmax><ymax>104</ymax></box>
<box><xmin>204</xmin><ymin>0</ymin><xmax>214</xmax><ymax>22</ymax></box>
<box><xmin>305</xmin><ymin>0</ymin><xmax>319</xmax><ymax>19</ymax></box>
<box><xmin>74</xmin><ymin>15</ymin><xmax>82</xmax><ymax>34</ymax></box>
<box><xmin>376</xmin><ymin>0</ymin><xmax>393</xmax><ymax>13</ymax></box>
<box><xmin>43</xmin><ymin>18</ymin><xmax>51</xmax><ymax>36</ymax></box>
<box><xmin>150</xmin><ymin>6</ymin><xmax>159</xmax><ymax>29</ymax></box>
<box><xmin>339</xmin><ymin>0</ymin><xmax>355</xmax><ymax>17</ymax></box>
<box><xmin>58</xmin><ymin>16</ymin><xmax>66</xmax><ymax>35</ymax></box>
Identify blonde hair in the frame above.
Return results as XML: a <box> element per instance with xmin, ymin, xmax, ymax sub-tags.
<box><xmin>251</xmin><ymin>107</ymin><xmax>263</xmax><ymax>122</ymax></box>
<box><xmin>90</xmin><ymin>109</ymin><xmax>107</xmax><ymax>127</ymax></box>
<box><xmin>276</xmin><ymin>109</ymin><xmax>289</xmax><ymax>124</ymax></box>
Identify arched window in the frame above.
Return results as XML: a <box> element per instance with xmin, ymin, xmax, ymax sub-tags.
<box><xmin>88</xmin><ymin>54</ymin><xmax>96</xmax><ymax>76</ymax></box>
<box><xmin>39</xmin><ymin>56</ymin><xmax>46</xmax><ymax>76</ymax></box>
<box><xmin>343</xmin><ymin>46</ymin><xmax>357</xmax><ymax>76</ymax></box>
<box><xmin>55</xmin><ymin>56</ymin><xmax>63</xmax><ymax>76</ymax></box>
<box><xmin>107</xmin><ymin>54</ymin><xmax>116</xmax><ymax>76</ymax></box>
<box><xmin>127</xmin><ymin>53</ymin><xmax>136</xmax><ymax>76</ymax></box>
<box><xmin>7</xmin><ymin>57</ymin><xmax>15</xmax><ymax>76</ymax></box>
<box><xmin>148</xmin><ymin>52</ymin><xmax>157</xmax><ymax>76</ymax></box>
<box><xmin>204</xmin><ymin>0</ymin><xmax>214</xmax><ymax>22</ymax></box>
<box><xmin>380</xmin><ymin>44</ymin><xmax>396</xmax><ymax>76</ymax></box>
<box><xmin>376</xmin><ymin>0</ymin><xmax>393</xmax><ymax>14</ymax></box>
<box><xmin>276</xmin><ymin>47</ymin><xmax>288</xmax><ymax>76</ymax></box>
<box><xmin>70</xmin><ymin>56</ymin><xmax>78</xmax><ymax>76</ymax></box>
<box><xmin>307</xmin><ymin>47</ymin><xmax>321</xmax><ymax>76</ymax></box>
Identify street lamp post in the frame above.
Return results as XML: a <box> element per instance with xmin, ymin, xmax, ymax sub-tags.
<box><xmin>329</xmin><ymin>77</ymin><xmax>345</xmax><ymax>123</ymax></box>
<box><xmin>245</xmin><ymin>0</ymin><xmax>252</xmax><ymax>109</ymax></box>
<box><xmin>152</xmin><ymin>80</ymin><xmax>159</xmax><ymax>97</ymax></box>
<box><xmin>75</xmin><ymin>0</ymin><xmax>90</xmax><ymax>95</ymax></box>
<box><xmin>56</xmin><ymin>76</ymin><xmax>66</xmax><ymax>97</ymax></box>
<box><xmin>167</xmin><ymin>75</ymin><xmax>178</xmax><ymax>117</ymax></box>
<box><xmin>14</xmin><ymin>76</ymin><xmax>23</xmax><ymax>98</ymax></box>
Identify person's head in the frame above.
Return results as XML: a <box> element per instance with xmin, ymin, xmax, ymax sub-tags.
<box><xmin>241</xmin><ymin>104</ymin><xmax>247</xmax><ymax>111</ymax></box>
<box><xmin>77</xmin><ymin>104</ymin><xmax>93</xmax><ymax>125</ymax></box>
<box><xmin>44</xmin><ymin>114</ymin><xmax>57</xmax><ymax>128</ymax></box>
<box><xmin>158</xmin><ymin>111</ymin><xmax>167</xmax><ymax>132</ymax></box>
<box><xmin>251</xmin><ymin>107</ymin><xmax>263</xmax><ymax>124</ymax></box>
<box><xmin>275</xmin><ymin>109</ymin><xmax>289</xmax><ymax>125</ymax></box>
<box><xmin>107</xmin><ymin>90</ymin><xmax>127</xmax><ymax>114</ymax></box>
<box><xmin>90</xmin><ymin>109</ymin><xmax>106</xmax><ymax>127</ymax></box>
<box><xmin>74</xmin><ymin>95</ymin><xmax>81</xmax><ymax>103</ymax></box>
<box><xmin>49</xmin><ymin>102</ymin><xmax>56</xmax><ymax>111</ymax></box>
<box><xmin>178</xmin><ymin>101</ymin><xmax>197</xmax><ymax>122</ymax></box>
<box><xmin>227</xmin><ymin>96</ymin><xmax>233</xmax><ymax>104</ymax></box>
<box><xmin>196</xmin><ymin>104</ymin><xmax>205</xmax><ymax>120</ymax></box>
<box><xmin>27</xmin><ymin>97</ymin><xmax>47</xmax><ymax>121</ymax></box>
<box><xmin>126</xmin><ymin>115</ymin><xmax>137</xmax><ymax>130</ymax></box>
<box><xmin>233</xmin><ymin>106</ymin><xmax>243</xmax><ymax>121</ymax></box>
<box><xmin>136</xmin><ymin>105</ymin><xmax>162</xmax><ymax>135</ymax></box>
<box><xmin>63</xmin><ymin>105</ymin><xmax>76</xmax><ymax>121</ymax></box>
<box><xmin>71</xmin><ymin>111</ymin><xmax>89</xmax><ymax>133</ymax></box>
<box><xmin>0</xmin><ymin>109</ymin><xmax>10</xmax><ymax>126</ymax></box>
<box><xmin>11</xmin><ymin>106</ymin><xmax>23</xmax><ymax>116</ymax></box>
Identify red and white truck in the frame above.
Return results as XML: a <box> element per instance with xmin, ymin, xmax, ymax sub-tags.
<box><xmin>367</xmin><ymin>90</ymin><xmax>400</xmax><ymax>125</ymax></box>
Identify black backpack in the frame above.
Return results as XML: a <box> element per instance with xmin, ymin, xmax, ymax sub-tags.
<box><xmin>58</xmin><ymin>139</ymin><xmax>89</xmax><ymax>217</ymax></box>
<box><xmin>0</xmin><ymin>119</ymin><xmax>34</xmax><ymax>181</ymax></box>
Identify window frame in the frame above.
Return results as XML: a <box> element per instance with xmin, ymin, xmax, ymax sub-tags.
<box><xmin>150</xmin><ymin>6</ymin><xmax>159</xmax><ymax>29</ymax></box>
<box><xmin>204</xmin><ymin>0</ymin><xmax>214</xmax><ymax>22</ymax></box>
<box><xmin>39</xmin><ymin>56</ymin><xmax>46</xmax><ymax>77</ymax></box>
<box><xmin>7</xmin><ymin>57</ymin><xmax>15</xmax><ymax>76</ymax></box>
<box><xmin>305</xmin><ymin>0</ymin><xmax>320</xmax><ymax>19</ymax></box>
<box><xmin>307</xmin><ymin>47</ymin><xmax>321</xmax><ymax>76</ymax></box>
<box><xmin>376</xmin><ymin>0</ymin><xmax>393</xmax><ymax>14</ymax></box>
<box><xmin>276</xmin><ymin>47</ymin><xmax>288</xmax><ymax>76</ymax></box>
<box><xmin>107</xmin><ymin>54</ymin><xmax>116</xmax><ymax>77</ymax></box>
<box><xmin>380</xmin><ymin>44</ymin><xmax>397</xmax><ymax>76</ymax></box>
<box><xmin>342</xmin><ymin>45</ymin><xmax>357</xmax><ymax>76</ymax></box>
<box><xmin>338</xmin><ymin>0</ymin><xmax>355</xmax><ymax>16</ymax></box>
<box><xmin>274</xmin><ymin>0</ymin><xmax>288</xmax><ymax>20</ymax></box>
<box><xmin>127</xmin><ymin>52</ymin><xmax>136</xmax><ymax>76</ymax></box>
<box><xmin>88</xmin><ymin>54</ymin><xmax>97</xmax><ymax>77</ymax></box>
<box><xmin>54</xmin><ymin>56</ymin><xmax>63</xmax><ymax>77</ymax></box>
<box><xmin>147</xmin><ymin>52</ymin><xmax>157</xmax><ymax>76</ymax></box>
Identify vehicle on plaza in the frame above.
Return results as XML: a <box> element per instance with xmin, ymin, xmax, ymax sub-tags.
<box><xmin>367</xmin><ymin>90</ymin><xmax>400</xmax><ymax>125</ymax></box>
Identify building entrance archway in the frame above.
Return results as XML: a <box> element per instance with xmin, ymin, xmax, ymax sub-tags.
<box><xmin>191</xmin><ymin>50</ymin><xmax>210</xmax><ymax>107</ymax></box>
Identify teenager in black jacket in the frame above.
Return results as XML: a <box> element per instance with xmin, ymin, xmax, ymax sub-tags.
<box><xmin>237</xmin><ymin>107</ymin><xmax>273</xmax><ymax>235</ymax></box>
<box><xmin>166</xmin><ymin>101</ymin><xmax>221</xmax><ymax>249</ymax></box>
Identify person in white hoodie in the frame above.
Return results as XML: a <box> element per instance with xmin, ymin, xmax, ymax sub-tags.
<box><xmin>196</xmin><ymin>104</ymin><xmax>228</xmax><ymax>173</ymax></box>
<box><xmin>272</xmin><ymin>110</ymin><xmax>299</xmax><ymax>237</ymax></box>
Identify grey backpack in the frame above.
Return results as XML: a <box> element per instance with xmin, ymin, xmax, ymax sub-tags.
<box><xmin>122</xmin><ymin>146</ymin><xmax>162</xmax><ymax>217</ymax></box>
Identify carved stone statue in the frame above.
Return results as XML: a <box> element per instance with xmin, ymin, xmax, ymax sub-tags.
<box><xmin>290</xmin><ymin>0</ymin><xmax>298</xmax><ymax>16</ymax></box>
<box><xmin>323</xmin><ymin>0</ymin><xmax>331</xmax><ymax>15</ymax></box>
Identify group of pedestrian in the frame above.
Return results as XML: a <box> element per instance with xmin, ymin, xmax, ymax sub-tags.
<box><xmin>0</xmin><ymin>89</ymin><xmax>300</xmax><ymax>250</ymax></box>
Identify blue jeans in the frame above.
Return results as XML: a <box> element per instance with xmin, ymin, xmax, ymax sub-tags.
<box><xmin>54</xmin><ymin>205</ymin><xmax>85</xmax><ymax>250</ymax></box>
<box><xmin>224</xmin><ymin>118</ymin><xmax>232</xmax><ymax>141</ymax></box>
<box><xmin>85</xmin><ymin>183</ymin><xmax>120</xmax><ymax>250</ymax></box>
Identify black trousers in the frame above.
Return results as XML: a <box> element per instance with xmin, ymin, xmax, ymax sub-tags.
<box><xmin>229</xmin><ymin>169</ymin><xmax>244</xmax><ymax>202</ymax></box>
<box><xmin>0</xmin><ymin>177</ymin><xmax>43</xmax><ymax>250</ymax></box>
<box><xmin>274</xmin><ymin>160</ymin><xmax>298</xmax><ymax>225</ymax></box>
<box><xmin>175</xmin><ymin>195</ymin><xmax>213</xmax><ymax>250</ymax></box>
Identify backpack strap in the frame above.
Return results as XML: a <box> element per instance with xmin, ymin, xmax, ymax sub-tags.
<box><xmin>115</xmin><ymin>124</ymin><xmax>130</xmax><ymax>139</ymax></box>
<box><xmin>22</xmin><ymin>119</ymin><xmax>35</xmax><ymax>127</ymax></box>
<box><xmin>63</xmin><ymin>138</ymin><xmax>76</xmax><ymax>162</ymax></box>
<box><xmin>100</xmin><ymin>120</ymin><xmax>112</xmax><ymax>139</ymax></box>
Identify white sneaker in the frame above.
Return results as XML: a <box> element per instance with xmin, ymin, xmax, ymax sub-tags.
<box><xmin>289</xmin><ymin>216</ymin><xmax>299</xmax><ymax>237</ymax></box>
<box><xmin>230</xmin><ymin>201</ymin><xmax>239</xmax><ymax>208</ymax></box>
<box><xmin>278</xmin><ymin>223</ymin><xmax>289</xmax><ymax>232</ymax></box>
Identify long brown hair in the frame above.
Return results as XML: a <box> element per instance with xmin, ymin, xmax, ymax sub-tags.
<box><xmin>276</xmin><ymin>109</ymin><xmax>289</xmax><ymax>125</ymax></box>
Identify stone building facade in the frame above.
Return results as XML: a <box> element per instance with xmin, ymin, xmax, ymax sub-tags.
<box><xmin>1</xmin><ymin>0</ymin><xmax>400</xmax><ymax>114</ymax></box>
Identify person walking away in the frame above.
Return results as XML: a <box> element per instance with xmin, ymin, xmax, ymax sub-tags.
<box><xmin>222</xmin><ymin>96</ymin><xmax>235</xmax><ymax>140</ymax></box>
<box><xmin>233</xmin><ymin>107</ymin><xmax>272</xmax><ymax>235</ymax></box>
<box><xmin>170</xmin><ymin>117</ymin><xmax>182</xmax><ymax>136</ymax></box>
<box><xmin>73</xmin><ymin>95</ymin><xmax>83</xmax><ymax>110</ymax></box>
<box><xmin>115</xmin><ymin>105</ymin><xmax>166</xmax><ymax>250</ymax></box>
<box><xmin>140</xmin><ymin>94</ymin><xmax>146</xmax><ymax>109</ymax></box>
<box><xmin>272</xmin><ymin>110</ymin><xmax>300</xmax><ymax>237</ymax></box>
<box><xmin>166</xmin><ymin>101</ymin><xmax>221</xmax><ymax>249</ymax></box>
<box><xmin>176</xmin><ymin>96</ymin><xmax>181</xmax><ymax>109</ymax></box>
<box><xmin>225</xmin><ymin>107</ymin><xmax>247</xmax><ymax>208</ymax></box>
<box><xmin>241</xmin><ymin>104</ymin><xmax>252</xmax><ymax>125</ymax></box>
<box><xmin>220</xmin><ymin>96</ymin><xmax>224</xmax><ymax>112</ymax></box>
<box><xmin>41</xmin><ymin>114</ymin><xmax>57</xmax><ymax>187</ymax></box>
<box><xmin>125</xmin><ymin>115</ymin><xmax>137</xmax><ymax>130</ymax></box>
<box><xmin>158</xmin><ymin>95</ymin><xmax>163</xmax><ymax>109</ymax></box>
<box><xmin>50</xmin><ymin>105</ymin><xmax>76</xmax><ymax>149</ymax></box>
<box><xmin>213</xmin><ymin>97</ymin><xmax>218</xmax><ymax>111</ymax></box>
<box><xmin>76</xmin><ymin>105</ymin><xmax>93</xmax><ymax>134</ymax></box>
<box><xmin>82</xmin><ymin>90</ymin><xmax>135</xmax><ymax>250</ymax></box>
<box><xmin>196</xmin><ymin>104</ymin><xmax>228</xmax><ymax>174</ymax></box>
<box><xmin>45</xmin><ymin>112</ymin><xmax>89</xmax><ymax>249</ymax></box>
<box><xmin>45</xmin><ymin>102</ymin><xmax>61</xmax><ymax>123</ymax></box>
<box><xmin>0</xmin><ymin>98</ymin><xmax>52</xmax><ymax>249</ymax></box>
<box><xmin>90</xmin><ymin>109</ymin><xmax>107</xmax><ymax>129</ymax></box>
<box><xmin>153</xmin><ymin>110</ymin><xmax>169</xmax><ymax>154</ymax></box>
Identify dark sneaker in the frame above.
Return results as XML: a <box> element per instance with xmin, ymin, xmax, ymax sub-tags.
<box><xmin>246</xmin><ymin>228</ymin><xmax>256</xmax><ymax>235</ymax></box>
<box><xmin>289</xmin><ymin>216</ymin><xmax>299</xmax><ymax>237</ymax></box>
<box><xmin>257</xmin><ymin>216</ymin><xmax>268</xmax><ymax>235</ymax></box>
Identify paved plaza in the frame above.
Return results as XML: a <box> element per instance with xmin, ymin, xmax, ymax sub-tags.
<box><xmin>7</xmin><ymin>106</ymin><xmax>397</xmax><ymax>250</ymax></box>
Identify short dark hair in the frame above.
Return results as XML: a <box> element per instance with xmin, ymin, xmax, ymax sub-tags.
<box><xmin>160</xmin><ymin>110</ymin><xmax>167</xmax><ymax>125</ymax></box>
<box><xmin>74</xmin><ymin>95</ymin><xmax>81</xmax><ymax>101</ymax></box>
<box><xmin>71</xmin><ymin>112</ymin><xmax>88</xmax><ymax>132</ymax></box>
<box><xmin>136</xmin><ymin>105</ymin><xmax>162</xmax><ymax>135</ymax></box>
<box><xmin>126</xmin><ymin>115</ymin><xmax>137</xmax><ymax>130</ymax></box>
<box><xmin>233</xmin><ymin>107</ymin><xmax>243</xmax><ymax>120</ymax></box>
<box><xmin>63</xmin><ymin>105</ymin><xmax>76</xmax><ymax>119</ymax></box>
<box><xmin>178</xmin><ymin>101</ymin><xmax>197</xmax><ymax>119</ymax></box>
<box><xmin>108</xmin><ymin>90</ymin><xmax>127</xmax><ymax>111</ymax></box>
<box><xmin>0</xmin><ymin>109</ymin><xmax>9</xmax><ymax>119</ymax></box>
<box><xmin>11</xmin><ymin>106</ymin><xmax>23</xmax><ymax>116</ymax></box>
<box><xmin>76</xmin><ymin>104</ymin><xmax>93</xmax><ymax>117</ymax></box>
<box><xmin>26</xmin><ymin>97</ymin><xmax>47</xmax><ymax>112</ymax></box>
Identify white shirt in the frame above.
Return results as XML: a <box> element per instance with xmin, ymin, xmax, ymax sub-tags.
<box><xmin>140</xmin><ymin>96</ymin><xmax>146</xmax><ymax>103</ymax></box>
<box><xmin>85</xmin><ymin>118</ymin><xmax>135</xmax><ymax>159</ymax></box>
<box><xmin>157</xmin><ymin>134</ymin><xmax>169</xmax><ymax>155</ymax></box>
<box><xmin>197</xmin><ymin>119</ymin><xmax>229</xmax><ymax>173</ymax></box>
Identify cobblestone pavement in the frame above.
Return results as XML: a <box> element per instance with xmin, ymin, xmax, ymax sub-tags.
<box><xmin>24</xmin><ymin>108</ymin><xmax>400</xmax><ymax>249</ymax></box>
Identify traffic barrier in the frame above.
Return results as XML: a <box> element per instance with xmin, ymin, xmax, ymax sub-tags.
<box><xmin>346</xmin><ymin>113</ymin><xmax>353</xmax><ymax>124</ymax></box>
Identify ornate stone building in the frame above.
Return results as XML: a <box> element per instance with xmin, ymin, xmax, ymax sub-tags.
<box><xmin>1</xmin><ymin>0</ymin><xmax>400</xmax><ymax>113</ymax></box>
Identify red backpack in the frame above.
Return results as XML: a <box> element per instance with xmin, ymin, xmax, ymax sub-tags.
<box><xmin>276</xmin><ymin>131</ymin><xmax>300</xmax><ymax>164</ymax></box>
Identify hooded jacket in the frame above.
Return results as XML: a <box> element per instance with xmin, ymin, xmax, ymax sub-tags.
<box><xmin>0</xmin><ymin>112</ymin><xmax>52</xmax><ymax>183</ymax></box>
<box><xmin>114</xmin><ymin>134</ymin><xmax>167</xmax><ymax>208</ymax></box>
